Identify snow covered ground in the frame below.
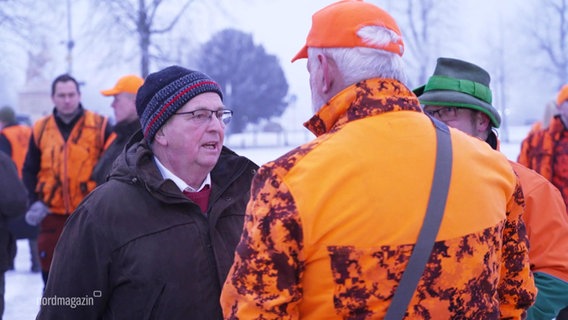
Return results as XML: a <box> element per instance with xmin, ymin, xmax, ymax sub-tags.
<box><xmin>5</xmin><ymin>240</ymin><xmax>43</xmax><ymax>319</ymax></box>
<box><xmin>4</xmin><ymin>125</ymin><xmax>532</xmax><ymax>319</ymax></box>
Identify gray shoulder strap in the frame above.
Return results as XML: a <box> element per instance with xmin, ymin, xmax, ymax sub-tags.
<box><xmin>384</xmin><ymin>118</ymin><xmax>453</xmax><ymax>320</ymax></box>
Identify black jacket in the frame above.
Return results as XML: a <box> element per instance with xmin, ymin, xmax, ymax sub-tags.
<box><xmin>92</xmin><ymin>119</ymin><xmax>141</xmax><ymax>185</ymax></box>
<box><xmin>38</xmin><ymin>131</ymin><xmax>258</xmax><ymax>319</ymax></box>
<box><xmin>0</xmin><ymin>152</ymin><xmax>28</xmax><ymax>271</ymax></box>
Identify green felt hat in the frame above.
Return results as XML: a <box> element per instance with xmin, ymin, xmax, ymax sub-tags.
<box><xmin>414</xmin><ymin>57</ymin><xmax>501</xmax><ymax>128</ymax></box>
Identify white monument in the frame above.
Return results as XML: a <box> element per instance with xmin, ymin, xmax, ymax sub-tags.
<box><xmin>18</xmin><ymin>45</ymin><xmax>52</xmax><ymax>123</ymax></box>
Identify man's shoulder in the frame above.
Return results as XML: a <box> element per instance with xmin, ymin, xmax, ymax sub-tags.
<box><xmin>216</xmin><ymin>146</ymin><xmax>260</xmax><ymax>176</ymax></box>
<box><xmin>451</xmin><ymin>128</ymin><xmax>508</xmax><ymax>161</ymax></box>
<box><xmin>82</xmin><ymin>109</ymin><xmax>109</xmax><ymax>124</ymax></box>
<box><xmin>450</xmin><ymin>129</ymin><xmax>517</xmax><ymax>183</ymax></box>
<box><xmin>510</xmin><ymin>161</ymin><xmax>562</xmax><ymax>193</ymax></box>
<box><xmin>257</xmin><ymin>140</ymin><xmax>319</xmax><ymax>178</ymax></box>
<box><xmin>83</xmin><ymin>109</ymin><xmax>107</xmax><ymax>118</ymax></box>
<box><xmin>74</xmin><ymin>180</ymin><xmax>143</xmax><ymax>222</ymax></box>
<box><xmin>32</xmin><ymin>114</ymin><xmax>53</xmax><ymax>127</ymax></box>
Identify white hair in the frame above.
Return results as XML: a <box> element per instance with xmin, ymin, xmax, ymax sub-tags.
<box><xmin>307</xmin><ymin>25</ymin><xmax>407</xmax><ymax>86</ymax></box>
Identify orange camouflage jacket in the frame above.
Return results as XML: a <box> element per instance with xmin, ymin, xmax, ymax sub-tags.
<box><xmin>221</xmin><ymin>79</ymin><xmax>536</xmax><ymax>319</ymax></box>
<box><xmin>518</xmin><ymin>115</ymin><xmax>568</xmax><ymax>210</ymax></box>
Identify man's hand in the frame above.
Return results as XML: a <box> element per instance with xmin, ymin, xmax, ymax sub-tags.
<box><xmin>25</xmin><ymin>201</ymin><xmax>48</xmax><ymax>226</ymax></box>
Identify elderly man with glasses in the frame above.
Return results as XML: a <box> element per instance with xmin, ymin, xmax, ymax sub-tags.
<box><xmin>37</xmin><ymin>66</ymin><xmax>259</xmax><ymax>319</ymax></box>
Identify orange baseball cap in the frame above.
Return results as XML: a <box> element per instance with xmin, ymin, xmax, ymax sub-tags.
<box><xmin>291</xmin><ymin>0</ymin><xmax>404</xmax><ymax>62</ymax></box>
<box><xmin>101</xmin><ymin>74</ymin><xmax>144</xmax><ymax>96</ymax></box>
<box><xmin>557</xmin><ymin>84</ymin><xmax>568</xmax><ymax>106</ymax></box>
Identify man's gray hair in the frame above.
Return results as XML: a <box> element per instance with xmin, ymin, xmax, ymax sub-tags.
<box><xmin>308</xmin><ymin>25</ymin><xmax>407</xmax><ymax>86</ymax></box>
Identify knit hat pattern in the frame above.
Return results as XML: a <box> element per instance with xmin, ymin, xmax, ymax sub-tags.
<box><xmin>136</xmin><ymin>66</ymin><xmax>223</xmax><ymax>142</ymax></box>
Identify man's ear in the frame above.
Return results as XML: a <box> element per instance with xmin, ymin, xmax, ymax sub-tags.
<box><xmin>153</xmin><ymin>126</ymin><xmax>168</xmax><ymax>146</ymax></box>
<box><xmin>476</xmin><ymin>112</ymin><xmax>491</xmax><ymax>132</ymax></box>
<box><xmin>317</xmin><ymin>54</ymin><xmax>334</xmax><ymax>94</ymax></box>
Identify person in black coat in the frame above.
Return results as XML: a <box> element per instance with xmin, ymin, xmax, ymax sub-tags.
<box><xmin>0</xmin><ymin>152</ymin><xmax>28</xmax><ymax>318</ymax></box>
<box><xmin>37</xmin><ymin>66</ymin><xmax>258</xmax><ymax>319</ymax></box>
<box><xmin>92</xmin><ymin>74</ymin><xmax>144</xmax><ymax>185</ymax></box>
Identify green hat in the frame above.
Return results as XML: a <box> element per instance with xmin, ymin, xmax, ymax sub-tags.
<box><xmin>0</xmin><ymin>106</ymin><xmax>16</xmax><ymax>124</ymax></box>
<box><xmin>413</xmin><ymin>57</ymin><xmax>501</xmax><ymax>128</ymax></box>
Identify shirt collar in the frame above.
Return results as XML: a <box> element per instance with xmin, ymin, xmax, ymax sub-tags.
<box><xmin>153</xmin><ymin>156</ymin><xmax>211</xmax><ymax>192</ymax></box>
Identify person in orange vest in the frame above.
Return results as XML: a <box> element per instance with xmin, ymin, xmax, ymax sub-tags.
<box><xmin>0</xmin><ymin>152</ymin><xmax>28</xmax><ymax>318</ymax></box>
<box><xmin>91</xmin><ymin>74</ymin><xmax>144</xmax><ymax>185</ymax></box>
<box><xmin>22</xmin><ymin>74</ymin><xmax>113</xmax><ymax>285</ymax></box>
<box><xmin>220</xmin><ymin>2</ymin><xmax>535</xmax><ymax>319</ymax></box>
<box><xmin>0</xmin><ymin>106</ymin><xmax>31</xmax><ymax>178</ymax></box>
<box><xmin>526</xmin><ymin>100</ymin><xmax>558</xmax><ymax>135</ymax></box>
<box><xmin>416</xmin><ymin>57</ymin><xmax>568</xmax><ymax>320</ymax></box>
<box><xmin>0</xmin><ymin>106</ymin><xmax>40</xmax><ymax>273</ymax></box>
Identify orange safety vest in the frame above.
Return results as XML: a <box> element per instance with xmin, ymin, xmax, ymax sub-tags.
<box><xmin>33</xmin><ymin>111</ymin><xmax>108</xmax><ymax>215</ymax></box>
<box><xmin>103</xmin><ymin>131</ymin><xmax>117</xmax><ymax>151</ymax></box>
<box><xmin>1</xmin><ymin>124</ymin><xmax>32</xmax><ymax>178</ymax></box>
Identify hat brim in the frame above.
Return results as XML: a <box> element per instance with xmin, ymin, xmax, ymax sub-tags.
<box><xmin>100</xmin><ymin>89</ymin><xmax>119</xmax><ymax>96</ymax></box>
<box><xmin>417</xmin><ymin>90</ymin><xmax>501</xmax><ymax>128</ymax></box>
<box><xmin>291</xmin><ymin>45</ymin><xmax>308</xmax><ymax>62</ymax></box>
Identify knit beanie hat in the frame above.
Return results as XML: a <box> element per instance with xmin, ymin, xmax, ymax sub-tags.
<box><xmin>136</xmin><ymin>66</ymin><xmax>223</xmax><ymax>142</ymax></box>
<box><xmin>0</xmin><ymin>106</ymin><xmax>16</xmax><ymax>124</ymax></box>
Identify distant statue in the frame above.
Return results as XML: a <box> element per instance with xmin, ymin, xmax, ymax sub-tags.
<box><xmin>25</xmin><ymin>42</ymin><xmax>51</xmax><ymax>84</ymax></box>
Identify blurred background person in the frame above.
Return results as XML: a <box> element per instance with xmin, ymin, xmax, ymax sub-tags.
<box><xmin>0</xmin><ymin>151</ymin><xmax>28</xmax><ymax>319</ymax></box>
<box><xmin>0</xmin><ymin>106</ymin><xmax>31</xmax><ymax>178</ymax></box>
<box><xmin>518</xmin><ymin>85</ymin><xmax>568</xmax><ymax>320</ymax></box>
<box><xmin>529</xmin><ymin>100</ymin><xmax>558</xmax><ymax>133</ymax></box>
<box><xmin>518</xmin><ymin>85</ymin><xmax>568</xmax><ymax>212</ymax></box>
<box><xmin>22</xmin><ymin>74</ymin><xmax>112</xmax><ymax>286</ymax></box>
<box><xmin>91</xmin><ymin>74</ymin><xmax>144</xmax><ymax>185</ymax></box>
<box><xmin>0</xmin><ymin>105</ymin><xmax>39</xmax><ymax>273</ymax></box>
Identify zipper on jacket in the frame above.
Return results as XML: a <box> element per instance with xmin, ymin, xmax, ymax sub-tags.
<box><xmin>62</xmin><ymin>141</ymin><xmax>71</xmax><ymax>214</ymax></box>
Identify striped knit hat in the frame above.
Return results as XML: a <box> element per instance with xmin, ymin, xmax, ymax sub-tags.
<box><xmin>136</xmin><ymin>66</ymin><xmax>223</xmax><ymax>142</ymax></box>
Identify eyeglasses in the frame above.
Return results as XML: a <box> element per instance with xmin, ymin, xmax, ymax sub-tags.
<box><xmin>174</xmin><ymin>109</ymin><xmax>233</xmax><ymax>125</ymax></box>
<box><xmin>424</xmin><ymin>107</ymin><xmax>465</xmax><ymax>121</ymax></box>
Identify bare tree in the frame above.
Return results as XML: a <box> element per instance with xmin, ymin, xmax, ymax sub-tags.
<box><xmin>0</xmin><ymin>0</ymin><xmax>51</xmax><ymax>66</ymax></box>
<box><xmin>379</xmin><ymin>0</ymin><xmax>457</xmax><ymax>89</ymax></box>
<box><xmin>399</xmin><ymin>0</ymin><xmax>438</xmax><ymax>87</ymax></box>
<box><xmin>0</xmin><ymin>1</ymin><xmax>60</xmax><ymax>106</ymax></box>
<box><xmin>90</xmin><ymin>0</ymin><xmax>200</xmax><ymax>77</ymax></box>
<box><xmin>492</xmin><ymin>19</ymin><xmax>511</xmax><ymax>142</ymax></box>
<box><xmin>0</xmin><ymin>0</ymin><xmax>32</xmax><ymax>38</ymax></box>
<box><xmin>525</xmin><ymin>0</ymin><xmax>568</xmax><ymax>90</ymax></box>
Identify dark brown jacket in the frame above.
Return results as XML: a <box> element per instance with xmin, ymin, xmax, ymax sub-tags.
<box><xmin>38</xmin><ymin>131</ymin><xmax>258</xmax><ymax>319</ymax></box>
